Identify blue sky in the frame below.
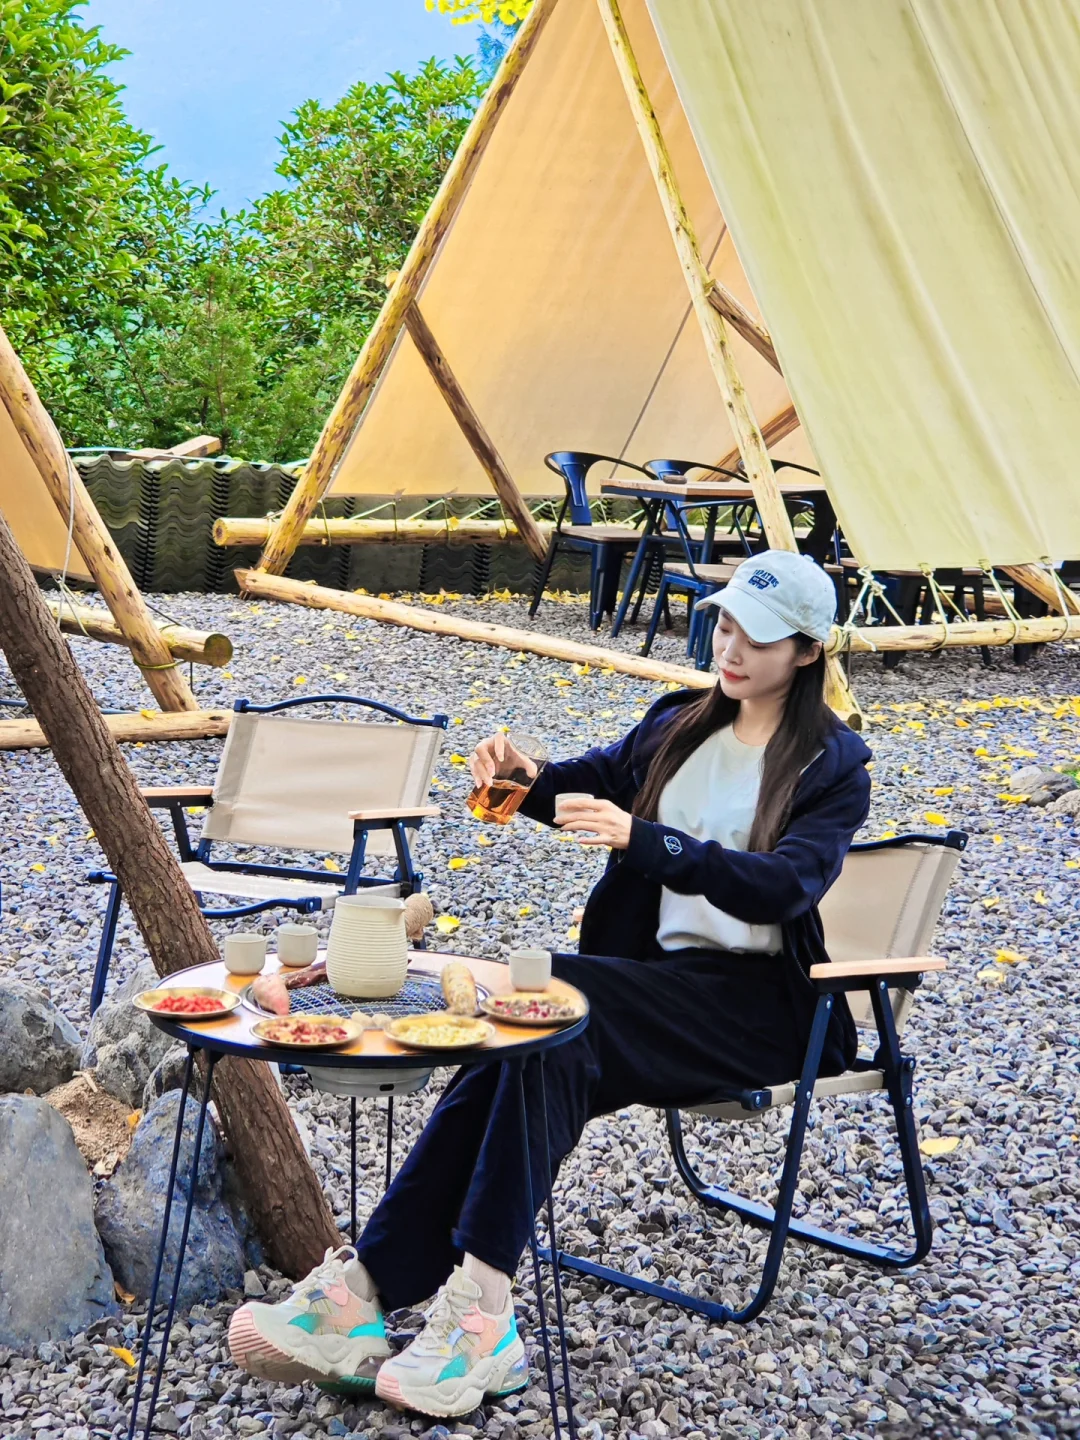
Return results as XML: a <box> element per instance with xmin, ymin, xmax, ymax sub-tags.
<box><xmin>82</xmin><ymin>0</ymin><xmax>472</xmax><ymax>213</ymax></box>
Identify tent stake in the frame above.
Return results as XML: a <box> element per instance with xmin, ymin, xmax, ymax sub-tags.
<box><xmin>0</xmin><ymin>326</ymin><xmax>198</xmax><ymax>712</ymax></box>
<box><xmin>594</xmin><ymin>0</ymin><xmax>860</xmax><ymax>726</ymax></box>
<box><xmin>403</xmin><ymin>303</ymin><xmax>547</xmax><ymax>561</ymax></box>
<box><xmin>255</xmin><ymin>0</ymin><xmax>562</xmax><ymax>577</ymax></box>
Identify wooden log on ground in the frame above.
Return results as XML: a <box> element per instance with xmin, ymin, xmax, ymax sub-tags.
<box><xmin>826</xmin><ymin>613</ymin><xmax>1080</xmax><ymax>653</ymax></box>
<box><xmin>256</xmin><ymin>0</ymin><xmax>561</xmax><ymax>577</ymax></box>
<box><xmin>0</xmin><ymin>324</ymin><xmax>198</xmax><ymax>712</ymax></box>
<box><xmin>594</xmin><ymin>0</ymin><xmax>861</xmax><ymax>729</ymax></box>
<box><xmin>236</xmin><ymin>568</ymin><xmax>717</xmax><ymax>688</ymax></box>
<box><xmin>403</xmin><ymin>304</ymin><xmax>547</xmax><ymax>561</ymax></box>
<box><xmin>0</xmin><ymin>508</ymin><xmax>337</xmax><ymax>1275</ymax></box>
<box><xmin>47</xmin><ymin>600</ymin><xmax>233</xmax><ymax>666</ymax></box>
<box><xmin>216</xmin><ymin>515</ymin><xmax>554</xmax><ymax>549</ymax></box>
<box><xmin>0</xmin><ymin>708</ymin><xmax>233</xmax><ymax>751</ymax></box>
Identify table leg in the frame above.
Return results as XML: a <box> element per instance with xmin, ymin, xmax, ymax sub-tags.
<box><xmin>350</xmin><ymin>1096</ymin><xmax>358</xmax><ymax>1245</ymax></box>
<box><xmin>515</xmin><ymin>1059</ymin><xmax>564</xmax><ymax>1440</ymax></box>
<box><xmin>385</xmin><ymin>1096</ymin><xmax>395</xmax><ymax>1192</ymax></box>
<box><xmin>128</xmin><ymin>1049</ymin><xmax>218</xmax><ymax>1440</ymax></box>
<box><xmin>536</xmin><ymin>1058</ymin><xmax>577</xmax><ymax>1439</ymax></box>
<box><xmin>611</xmin><ymin>502</ymin><xmax>660</xmax><ymax>638</ymax></box>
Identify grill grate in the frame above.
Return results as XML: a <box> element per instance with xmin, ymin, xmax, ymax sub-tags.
<box><xmin>243</xmin><ymin>971</ymin><xmax>487</xmax><ymax>1020</ymax></box>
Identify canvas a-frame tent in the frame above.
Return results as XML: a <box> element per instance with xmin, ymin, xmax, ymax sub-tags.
<box><xmin>248</xmin><ymin>0</ymin><xmax>1080</xmax><ymax>651</ymax></box>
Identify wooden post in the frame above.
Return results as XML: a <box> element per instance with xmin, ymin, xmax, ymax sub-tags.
<box><xmin>1001</xmin><ymin>564</ymin><xmax>1080</xmax><ymax>615</ymax></box>
<box><xmin>47</xmin><ymin>600</ymin><xmax>233</xmax><ymax>666</ymax></box>
<box><xmin>0</xmin><ymin>509</ymin><xmax>338</xmax><ymax>1276</ymax></box>
<box><xmin>236</xmin><ymin>568</ymin><xmax>717</xmax><ymax>688</ymax></box>
<box><xmin>256</xmin><ymin>0</ymin><xmax>561</xmax><ymax>577</ymax></box>
<box><xmin>0</xmin><ymin>708</ymin><xmax>233</xmax><ymax>751</ymax></box>
<box><xmin>0</xmin><ymin>325</ymin><xmax>198</xmax><ymax>712</ymax></box>
<box><xmin>825</xmin><ymin>612</ymin><xmax>1080</xmax><ymax>653</ymax></box>
<box><xmin>595</xmin><ymin>0</ymin><xmax>861</xmax><ymax>726</ymax></box>
<box><xmin>705</xmin><ymin>280</ymin><xmax>780</xmax><ymax>372</ymax></box>
<box><xmin>716</xmin><ymin>403</ymin><xmax>800</xmax><ymax>471</ymax></box>
<box><xmin>403</xmin><ymin>304</ymin><xmax>547</xmax><ymax>561</ymax></box>
<box><xmin>215</xmin><ymin>515</ymin><xmax>554</xmax><ymax>548</ymax></box>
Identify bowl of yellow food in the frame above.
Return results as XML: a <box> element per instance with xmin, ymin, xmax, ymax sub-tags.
<box><xmin>385</xmin><ymin>1012</ymin><xmax>495</xmax><ymax>1051</ymax></box>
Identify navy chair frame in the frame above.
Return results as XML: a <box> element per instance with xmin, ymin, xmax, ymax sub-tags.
<box><xmin>88</xmin><ymin>694</ymin><xmax>448</xmax><ymax>1013</ymax></box>
<box><xmin>529</xmin><ymin>452</ymin><xmax>653</xmax><ymax>630</ymax></box>
<box><xmin>544</xmin><ymin>830</ymin><xmax>967</xmax><ymax>1324</ymax></box>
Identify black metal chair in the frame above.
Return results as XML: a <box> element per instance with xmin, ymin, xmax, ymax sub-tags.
<box><xmin>529</xmin><ymin>452</ymin><xmax>651</xmax><ymax>630</ymax></box>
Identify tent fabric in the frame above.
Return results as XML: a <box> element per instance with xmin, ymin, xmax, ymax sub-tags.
<box><xmin>332</xmin><ymin>0</ymin><xmax>812</xmax><ymax>502</ymax></box>
<box><xmin>0</xmin><ymin>401</ymin><xmax>92</xmax><ymax>580</ymax></box>
<box><xmin>647</xmin><ymin>0</ymin><xmax>1080</xmax><ymax>567</ymax></box>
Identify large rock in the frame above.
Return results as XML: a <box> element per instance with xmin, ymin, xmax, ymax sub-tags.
<box><xmin>0</xmin><ymin>1095</ymin><xmax>118</xmax><ymax>1347</ymax></box>
<box><xmin>1048</xmin><ymin>788</ymin><xmax>1080</xmax><ymax>817</ymax></box>
<box><xmin>95</xmin><ymin>1091</ymin><xmax>247</xmax><ymax>1311</ymax></box>
<box><xmin>83</xmin><ymin>962</ymin><xmax>174</xmax><ymax>1105</ymax></box>
<box><xmin>0</xmin><ymin>980</ymin><xmax>82</xmax><ymax>1094</ymax></box>
<box><xmin>1008</xmin><ymin>765</ymin><xmax>1077</xmax><ymax>806</ymax></box>
<box><xmin>142</xmin><ymin>1043</ymin><xmax>203</xmax><ymax>1113</ymax></box>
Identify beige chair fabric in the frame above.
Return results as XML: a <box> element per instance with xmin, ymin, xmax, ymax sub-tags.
<box><xmin>689</xmin><ymin>841</ymin><xmax>958</xmax><ymax>1118</ymax></box>
<box><xmin>205</xmin><ymin>711</ymin><xmax>443</xmax><ymax>861</ymax></box>
<box><xmin>179</xmin><ymin>863</ymin><xmax>352</xmax><ymax>911</ymax></box>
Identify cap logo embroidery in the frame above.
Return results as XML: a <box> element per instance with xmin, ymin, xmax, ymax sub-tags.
<box><xmin>747</xmin><ymin>569</ymin><xmax>780</xmax><ymax>591</ymax></box>
<box><xmin>664</xmin><ymin>834</ymin><xmax>683</xmax><ymax>855</ymax></box>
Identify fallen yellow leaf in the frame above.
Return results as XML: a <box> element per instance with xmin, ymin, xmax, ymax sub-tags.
<box><xmin>518</xmin><ymin>905</ymin><xmax>532</xmax><ymax>917</ymax></box>
<box><xmin>566</xmin><ymin>925</ymin><xmax>581</xmax><ymax>943</ymax></box>
<box><xmin>323</xmin><ymin>857</ymin><xmax>342</xmax><ymax>872</ymax></box>
<box><xmin>139</xmin><ymin>708</ymin><xmax>157</xmax><ymax>720</ymax></box>
<box><xmin>1034</xmin><ymin>889</ymin><xmax>1048</xmax><ymax>905</ymax></box>
<box><xmin>995</xmin><ymin>949</ymin><xmax>1025</xmax><ymax>965</ymax></box>
<box><xmin>293</xmin><ymin>675</ymin><xmax>308</xmax><ymax>686</ymax></box>
<box><xmin>435</xmin><ymin>915</ymin><xmax>460</xmax><ymax>934</ymax></box>
<box><xmin>109</xmin><ymin>1346</ymin><xmax>136</xmax><ymax>1367</ymax></box>
<box><xmin>1066</xmin><ymin>859</ymin><xmax>1080</xmax><ymax>869</ymax></box>
<box><xmin>931</xmin><ymin>787</ymin><xmax>954</xmax><ymax>797</ymax></box>
<box><xmin>30</xmin><ymin>863</ymin><xmax>45</xmax><ymax>873</ymax></box>
<box><xmin>449</xmin><ymin>753</ymin><xmax>469</xmax><ymax>766</ymax></box>
<box><xmin>114</xmin><ymin>1283</ymin><xmax>136</xmax><ymax>1304</ymax></box>
<box><xmin>127</xmin><ymin>1110</ymin><xmax>142</xmax><ymax>1131</ymax></box>
<box><xmin>477</xmin><ymin>833</ymin><xmax>494</xmax><ymax>847</ymax></box>
<box><xmin>982</xmin><ymin>895</ymin><xmax>1000</xmax><ymax>909</ymax></box>
<box><xmin>920</xmin><ymin>1136</ymin><xmax>961</xmax><ymax>1156</ymax></box>
<box><xmin>977</xmin><ymin>967</ymin><xmax>1006</xmax><ymax>984</ymax></box>
<box><xmin>447</xmin><ymin>857</ymin><xmax>473</xmax><ymax>871</ymax></box>
<box><xmin>997</xmin><ymin>793</ymin><xmax>1029</xmax><ymax>804</ymax></box>
<box><xmin>992</xmin><ymin>834</ymin><xmax>1004</xmax><ymax>844</ymax></box>
<box><xmin>924</xmin><ymin>811</ymin><xmax>949</xmax><ymax>826</ymax></box>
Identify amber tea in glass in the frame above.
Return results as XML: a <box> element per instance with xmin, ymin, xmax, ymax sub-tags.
<box><xmin>467</xmin><ymin>732</ymin><xmax>548</xmax><ymax>824</ymax></box>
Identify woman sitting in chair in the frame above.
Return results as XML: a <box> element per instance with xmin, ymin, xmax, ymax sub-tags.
<box><xmin>230</xmin><ymin>550</ymin><xmax>871</xmax><ymax>1418</ymax></box>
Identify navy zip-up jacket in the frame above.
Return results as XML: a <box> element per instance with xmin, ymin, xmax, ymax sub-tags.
<box><xmin>520</xmin><ymin>688</ymin><xmax>873</xmax><ymax>1068</ymax></box>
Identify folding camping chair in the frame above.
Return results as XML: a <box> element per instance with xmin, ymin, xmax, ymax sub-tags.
<box><xmin>88</xmin><ymin>694</ymin><xmax>448</xmax><ymax>1013</ymax></box>
<box><xmin>546</xmin><ymin>829</ymin><xmax>966</xmax><ymax>1322</ymax></box>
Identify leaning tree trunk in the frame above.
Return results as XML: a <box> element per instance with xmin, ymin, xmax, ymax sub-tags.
<box><xmin>0</xmin><ymin>507</ymin><xmax>338</xmax><ymax>1277</ymax></box>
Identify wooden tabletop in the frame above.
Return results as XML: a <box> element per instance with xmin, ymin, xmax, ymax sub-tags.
<box><xmin>147</xmin><ymin>951</ymin><xmax>588</xmax><ymax>1068</ymax></box>
<box><xmin>601</xmin><ymin>477</ymin><xmax>827</xmax><ymax>501</ymax></box>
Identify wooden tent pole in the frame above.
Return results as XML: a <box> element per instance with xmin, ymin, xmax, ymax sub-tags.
<box><xmin>403</xmin><ymin>304</ymin><xmax>547</xmax><ymax>561</ymax></box>
<box><xmin>1002</xmin><ymin>564</ymin><xmax>1080</xmax><ymax>615</ymax></box>
<box><xmin>46</xmin><ymin>600</ymin><xmax>233</xmax><ymax>666</ymax></box>
<box><xmin>255</xmin><ymin>0</ymin><xmax>561</xmax><ymax>577</ymax></box>
<box><xmin>0</xmin><ymin>509</ymin><xmax>338</xmax><ymax>1276</ymax></box>
<box><xmin>0</xmin><ymin>325</ymin><xmax>198</xmax><ymax>712</ymax></box>
<box><xmin>705</xmin><ymin>280</ymin><xmax>780</xmax><ymax>372</ymax></box>
<box><xmin>237</xmin><ymin>569</ymin><xmax>717</xmax><ymax>688</ymax></box>
<box><xmin>595</xmin><ymin>0</ymin><xmax>860</xmax><ymax>725</ymax></box>
<box><xmin>215</xmin><ymin>515</ymin><xmax>554</xmax><ymax>548</ymax></box>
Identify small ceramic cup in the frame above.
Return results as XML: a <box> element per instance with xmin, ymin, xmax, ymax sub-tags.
<box><xmin>509</xmin><ymin>948</ymin><xmax>553</xmax><ymax>991</ymax></box>
<box><xmin>555</xmin><ymin>792</ymin><xmax>594</xmax><ymax>824</ymax></box>
<box><xmin>223</xmin><ymin>933</ymin><xmax>267</xmax><ymax>976</ymax></box>
<box><xmin>276</xmin><ymin>923</ymin><xmax>320</xmax><ymax>967</ymax></box>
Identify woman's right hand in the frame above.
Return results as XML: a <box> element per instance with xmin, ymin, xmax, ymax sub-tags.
<box><xmin>469</xmin><ymin>732</ymin><xmax>538</xmax><ymax>787</ymax></box>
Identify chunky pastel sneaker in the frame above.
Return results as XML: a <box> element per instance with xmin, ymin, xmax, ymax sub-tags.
<box><xmin>375</xmin><ymin>1266</ymin><xmax>527</xmax><ymax>1417</ymax></box>
<box><xmin>228</xmin><ymin>1246</ymin><xmax>389</xmax><ymax>1388</ymax></box>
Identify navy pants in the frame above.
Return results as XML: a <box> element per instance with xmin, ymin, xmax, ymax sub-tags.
<box><xmin>356</xmin><ymin>948</ymin><xmax>849</xmax><ymax>1311</ymax></box>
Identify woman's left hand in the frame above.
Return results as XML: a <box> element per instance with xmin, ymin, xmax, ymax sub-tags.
<box><xmin>557</xmin><ymin>797</ymin><xmax>634</xmax><ymax>850</ymax></box>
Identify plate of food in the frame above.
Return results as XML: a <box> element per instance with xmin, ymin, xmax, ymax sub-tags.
<box><xmin>480</xmin><ymin>991</ymin><xmax>587</xmax><ymax>1027</ymax></box>
<box><xmin>385</xmin><ymin>1012</ymin><xmax>495</xmax><ymax>1051</ymax></box>
<box><xmin>133</xmin><ymin>987</ymin><xmax>241</xmax><ymax>1021</ymax></box>
<box><xmin>251</xmin><ymin>1015</ymin><xmax>363</xmax><ymax>1049</ymax></box>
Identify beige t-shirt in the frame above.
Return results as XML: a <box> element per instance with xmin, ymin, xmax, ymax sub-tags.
<box><xmin>655</xmin><ymin>724</ymin><xmax>783</xmax><ymax>955</ymax></box>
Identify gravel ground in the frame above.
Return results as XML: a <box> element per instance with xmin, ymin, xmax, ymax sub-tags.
<box><xmin>1</xmin><ymin>588</ymin><xmax>1079</xmax><ymax>1440</ymax></box>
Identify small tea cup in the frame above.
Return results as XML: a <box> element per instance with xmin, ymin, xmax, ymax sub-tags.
<box><xmin>223</xmin><ymin>933</ymin><xmax>267</xmax><ymax>976</ymax></box>
<box><xmin>509</xmin><ymin>948</ymin><xmax>552</xmax><ymax>991</ymax></box>
<box><xmin>276</xmin><ymin>923</ymin><xmax>320</xmax><ymax>967</ymax></box>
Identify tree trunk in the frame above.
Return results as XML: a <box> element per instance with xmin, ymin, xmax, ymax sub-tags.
<box><xmin>0</xmin><ymin>507</ymin><xmax>338</xmax><ymax>1277</ymax></box>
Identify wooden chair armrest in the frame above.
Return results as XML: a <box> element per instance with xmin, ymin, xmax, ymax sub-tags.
<box><xmin>809</xmin><ymin>956</ymin><xmax>946</xmax><ymax>980</ymax></box>
<box><xmin>140</xmin><ymin>785</ymin><xmax>215</xmax><ymax>807</ymax></box>
<box><xmin>348</xmin><ymin>806</ymin><xmax>442</xmax><ymax>822</ymax></box>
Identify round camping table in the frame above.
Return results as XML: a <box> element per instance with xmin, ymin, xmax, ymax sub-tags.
<box><xmin>127</xmin><ymin>952</ymin><xmax>588</xmax><ymax>1440</ymax></box>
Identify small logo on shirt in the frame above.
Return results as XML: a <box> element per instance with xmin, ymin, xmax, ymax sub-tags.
<box><xmin>663</xmin><ymin>834</ymin><xmax>683</xmax><ymax>855</ymax></box>
<box><xmin>747</xmin><ymin>568</ymin><xmax>780</xmax><ymax>591</ymax></box>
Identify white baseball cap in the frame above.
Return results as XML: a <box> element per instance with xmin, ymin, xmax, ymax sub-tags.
<box><xmin>695</xmin><ymin>550</ymin><xmax>837</xmax><ymax>643</ymax></box>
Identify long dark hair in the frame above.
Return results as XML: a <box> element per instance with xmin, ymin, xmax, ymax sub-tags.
<box><xmin>633</xmin><ymin>636</ymin><xmax>831</xmax><ymax>852</ymax></box>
